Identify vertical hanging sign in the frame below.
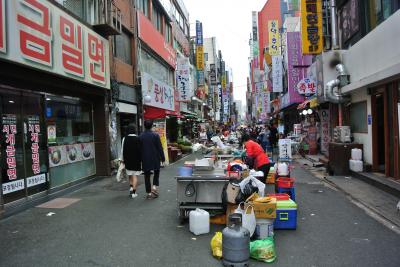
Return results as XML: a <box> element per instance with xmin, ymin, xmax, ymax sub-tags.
<box><xmin>301</xmin><ymin>0</ymin><xmax>323</xmax><ymax>54</ymax></box>
<box><xmin>272</xmin><ymin>55</ymin><xmax>283</xmax><ymax>92</ymax></box>
<box><xmin>176</xmin><ymin>56</ymin><xmax>191</xmax><ymax>101</ymax></box>
<box><xmin>268</xmin><ymin>20</ymin><xmax>280</xmax><ymax>56</ymax></box>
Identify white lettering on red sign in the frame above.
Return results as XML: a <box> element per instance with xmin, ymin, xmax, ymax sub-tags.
<box><xmin>3</xmin><ymin>123</ymin><xmax>17</xmax><ymax>180</ymax></box>
<box><xmin>60</xmin><ymin>15</ymin><xmax>83</xmax><ymax>77</ymax></box>
<box><xmin>0</xmin><ymin>0</ymin><xmax>5</xmax><ymax>53</ymax></box>
<box><xmin>88</xmin><ymin>33</ymin><xmax>106</xmax><ymax>84</ymax></box>
<box><xmin>17</xmin><ymin>0</ymin><xmax>52</xmax><ymax>66</ymax></box>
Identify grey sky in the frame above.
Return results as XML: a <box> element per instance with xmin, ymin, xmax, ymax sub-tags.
<box><xmin>184</xmin><ymin>0</ymin><xmax>266</xmax><ymax>103</ymax></box>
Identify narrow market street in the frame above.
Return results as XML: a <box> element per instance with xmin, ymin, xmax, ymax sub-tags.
<box><xmin>1</xmin><ymin>153</ymin><xmax>399</xmax><ymax>267</ymax></box>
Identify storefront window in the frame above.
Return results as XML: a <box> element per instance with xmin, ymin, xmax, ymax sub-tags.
<box><xmin>45</xmin><ymin>96</ymin><xmax>95</xmax><ymax>188</ymax></box>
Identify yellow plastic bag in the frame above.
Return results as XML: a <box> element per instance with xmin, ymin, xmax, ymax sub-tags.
<box><xmin>210</xmin><ymin>232</ymin><xmax>222</xmax><ymax>259</ymax></box>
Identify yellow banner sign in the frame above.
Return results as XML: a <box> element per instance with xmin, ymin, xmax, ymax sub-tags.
<box><xmin>268</xmin><ymin>20</ymin><xmax>280</xmax><ymax>56</ymax></box>
<box><xmin>196</xmin><ymin>46</ymin><xmax>204</xmax><ymax>70</ymax></box>
<box><xmin>301</xmin><ymin>0</ymin><xmax>323</xmax><ymax>54</ymax></box>
<box><xmin>221</xmin><ymin>74</ymin><xmax>226</xmax><ymax>91</ymax></box>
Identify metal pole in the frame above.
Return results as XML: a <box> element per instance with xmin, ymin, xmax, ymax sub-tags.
<box><xmin>330</xmin><ymin>0</ymin><xmax>339</xmax><ymax>49</ymax></box>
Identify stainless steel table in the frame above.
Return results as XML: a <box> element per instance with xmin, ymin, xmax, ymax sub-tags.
<box><xmin>175</xmin><ymin>174</ymin><xmax>232</xmax><ymax>223</ymax></box>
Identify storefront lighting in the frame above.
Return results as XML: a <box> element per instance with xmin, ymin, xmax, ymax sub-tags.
<box><xmin>302</xmin><ymin>110</ymin><xmax>308</xmax><ymax>115</ymax></box>
<box><xmin>202</xmin><ymin>103</ymin><xmax>206</xmax><ymax>106</ymax></box>
<box><xmin>307</xmin><ymin>109</ymin><xmax>313</xmax><ymax>115</ymax></box>
<box><xmin>8</xmin><ymin>100</ymin><xmax>14</xmax><ymax>103</ymax></box>
<box><xmin>144</xmin><ymin>95</ymin><xmax>151</xmax><ymax>103</ymax></box>
<box><xmin>46</xmin><ymin>98</ymin><xmax>51</xmax><ymax>101</ymax></box>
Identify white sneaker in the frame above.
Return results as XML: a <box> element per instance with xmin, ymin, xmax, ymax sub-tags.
<box><xmin>131</xmin><ymin>193</ymin><xmax>138</xmax><ymax>199</ymax></box>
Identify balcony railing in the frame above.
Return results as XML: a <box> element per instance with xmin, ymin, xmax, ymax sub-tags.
<box><xmin>92</xmin><ymin>0</ymin><xmax>122</xmax><ymax>36</ymax></box>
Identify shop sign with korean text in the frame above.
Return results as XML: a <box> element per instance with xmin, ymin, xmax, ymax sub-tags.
<box><xmin>142</xmin><ymin>72</ymin><xmax>174</xmax><ymax>111</ymax></box>
<box><xmin>196</xmin><ymin>46</ymin><xmax>204</xmax><ymax>70</ymax></box>
<box><xmin>252</xmin><ymin>11</ymin><xmax>259</xmax><ymax>58</ymax></box>
<box><xmin>301</xmin><ymin>0</ymin><xmax>323</xmax><ymax>54</ymax></box>
<box><xmin>0</xmin><ymin>0</ymin><xmax>110</xmax><ymax>89</ymax></box>
<box><xmin>209</xmin><ymin>63</ymin><xmax>217</xmax><ymax>85</ymax></box>
<box><xmin>272</xmin><ymin>55</ymin><xmax>283</xmax><ymax>92</ymax></box>
<box><xmin>176</xmin><ymin>56</ymin><xmax>191</xmax><ymax>101</ymax></box>
<box><xmin>297</xmin><ymin>78</ymin><xmax>316</xmax><ymax>96</ymax></box>
<box><xmin>138</xmin><ymin>11</ymin><xmax>176</xmax><ymax>68</ymax></box>
<box><xmin>268</xmin><ymin>20</ymin><xmax>281</xmax><ymax>56</ymax></box>
<box><xmin>196</xmin><ymin>21</ymin><xmax>203</xmax><ymax>46</ymax></box>
<box><xmin>320</xmin><ymin>109</ymin><xmax>330</xmax><ymax>154</ymax></box>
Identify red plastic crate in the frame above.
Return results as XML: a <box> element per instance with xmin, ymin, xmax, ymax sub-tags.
<box><xmin>276</xmin><ymin>177</ymin><xmax>295</xmax><ymax>188</ymax></box>
<box><xmin>267</xmin><ymin>193</ymin><xmax>290</xmax><ymax>201</ymax></box>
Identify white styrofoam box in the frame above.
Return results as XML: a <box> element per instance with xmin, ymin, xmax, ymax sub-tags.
<box><xmin>351</xmin><ymin>148</ymin><xmax>363</xmax><ymax>161</ymax></box>
<box><xmin>349</xmin><ymin>159</ymin><xmax>363</xmax><ymax>172</ymax></box>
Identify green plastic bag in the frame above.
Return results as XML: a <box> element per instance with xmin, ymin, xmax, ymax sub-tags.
<box><xmin>250</xmin><ymin>237</ymin><xmax>276</xmax><ymax>263</ymax></box>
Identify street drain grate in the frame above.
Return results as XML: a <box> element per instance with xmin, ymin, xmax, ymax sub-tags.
<box><xmin>36</xmin><ymin>198</ymin><xmax>81</xmax><ymax>209</ymax></box>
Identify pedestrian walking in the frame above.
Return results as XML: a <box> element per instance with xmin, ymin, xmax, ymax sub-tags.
<box><xmin>120</xmin><ymin>124</ymin><xmax>141</xmax><ymax>199</ymax></box>
<box><xmin>242</xmin><ymin>133</ymin><xmax>270</xmax><ymax>183</ymax></box>
<box><xmin>140</xmin><ymin>120</ymin><xmax>165</xmax><ymax>200</ymax></box>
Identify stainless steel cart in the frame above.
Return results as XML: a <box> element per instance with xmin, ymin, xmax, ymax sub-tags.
<box><xmin>175</xmin><ymin>174</ymin><xmax>231</xmax><ymax>223</ymax></box>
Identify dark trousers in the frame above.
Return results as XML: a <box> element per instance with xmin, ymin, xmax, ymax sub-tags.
<box><xmin>144</xmin><ymin>170</ymin><xmax>160</xmax><ymax>193</ymax></box>
<box><xmin>257</xmin><ymin>164</ymin><xmax>270</xmax><ymax>183</ymax></box>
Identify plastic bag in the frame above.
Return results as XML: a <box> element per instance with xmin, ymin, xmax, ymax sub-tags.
<box><xmin>235</xmin><ymin>204</ymin><xmax>256</xmax><ymax>236</ymax></box>
<box><xmin>239</xmin><ymin>176</ymin><xmax>266</xmax><ymax>197</ymax></box>
<box><xmin>116</xmin><ymin>162</ymin><xmax>126</xmax><ymax>182</ymax></box>
<box><xmin>210</xmin><ymin>232</ymin><xmax>222</xmax><ymax>259</ymax></box>
<box><xmin>250</xmin><ymin>237</ymin><xmax>276</xmax><ymax>263</ymax></box>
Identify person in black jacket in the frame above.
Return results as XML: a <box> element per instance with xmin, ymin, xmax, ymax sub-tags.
<box><xmin>120</xmin><ymin>124</ymin><xmax>142</xmax><ymax>199</ymax></box>
<box><xmin>140</xmin><ymin>120</ymin><xmax>165</xmax><ymax>199</ymax></box>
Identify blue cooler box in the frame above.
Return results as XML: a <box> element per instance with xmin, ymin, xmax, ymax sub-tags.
<box><xmin>274</xmin><ymin>199</ymin><xmax>297</xmax><ymax>230</ymax></box>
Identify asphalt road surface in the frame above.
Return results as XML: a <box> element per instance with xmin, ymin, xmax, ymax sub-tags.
<box><xmin>0</xmin><ymin>153</ymin><xmax>399</xmax><ymax>266</ymax></box>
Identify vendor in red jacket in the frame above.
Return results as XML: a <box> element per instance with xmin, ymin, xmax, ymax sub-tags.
<box><xmin>242</xmin><ymin>133</ymin><xmax>270</xmax><ymax>183</ymax></box>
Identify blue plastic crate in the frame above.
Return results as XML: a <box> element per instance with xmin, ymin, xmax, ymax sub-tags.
<box><xmin>273</xmin><ymin>200</ymin><xmax>297</xmax><ymax>230</ymax></box>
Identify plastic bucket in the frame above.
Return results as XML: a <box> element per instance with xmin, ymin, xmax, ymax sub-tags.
<box><xmin>254</xmin><ymin>218</ymin><xmax>274</xmax><ymax>239</ymax></box>
<box><xmin>178</xmin><ymin>167</ymin><xmax>193</xmax><ymax>176</ymax></box>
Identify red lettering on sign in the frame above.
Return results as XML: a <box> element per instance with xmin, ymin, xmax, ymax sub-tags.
<box><xmin>17</xmin><ymin>0</ymin><xmax>52</xmax><ymax>66</ymax></box>
<box><xmin>88</xmin><ymin>33</ymin><xmax>105</xmax><ymax>84</ymax></box>
<box><xmin>0</xmin><ymin>0</ymin><xmax>5</xmax><ymax>53</ymax></box>
<box><xmin>60</xmin><ymin>16</ymin><xmax>83</xmax><ymax>76</ymax></box>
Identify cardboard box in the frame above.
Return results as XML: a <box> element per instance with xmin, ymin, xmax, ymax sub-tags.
<box><xmin>245</xmin><ymin>193</ymin><xmax>277</xmax><ymax>219</ymax></box>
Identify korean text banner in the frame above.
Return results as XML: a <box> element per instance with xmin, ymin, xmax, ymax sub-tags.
<box><xmin>176</xmin><ymin>56</ymin><xmax>192</xmax><ymax>101</ymax></box>
<box><xmin>196</xmin><ymin>20</ymin><xmax>203</xmax><ymax>46</ymax></box>
<box><xmin>196</xmin><ymin>46</ymin><xmax>204</xmax><ymax>70</ymax></box>
<box><xmin>301</xmin><ymin>0</ymin><xmax>323</xmax><ymax>54</ymax></box>
<box><xmin>268</xmin><ymin>20</ymin><xmax>281</xmax><ymax>56</ymax></box>
<box><xmin>142</xmin><ymin>72</ymin><xmax>175</xmax><ymax>111</ymax></box>
<box><xmin>272</xmin><ymin>55</ymin><xmax>283</xmax><ymax>92</ymax></box>
<box><xmin>0</xmin><ymin>0</ymin><xmax>110</xmax><ymax>89</ymax></box>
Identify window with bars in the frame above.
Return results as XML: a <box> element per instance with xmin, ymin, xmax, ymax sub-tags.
<box><xmin>112</xmin><ymin>31</ymin><xmax>132</xmax><ymax>65</ymax></box>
